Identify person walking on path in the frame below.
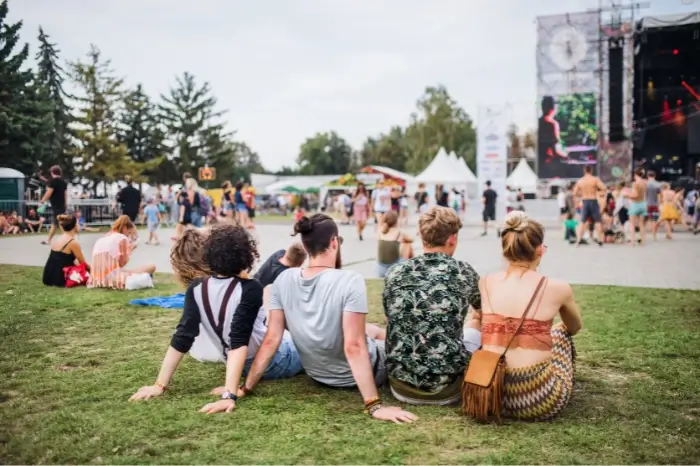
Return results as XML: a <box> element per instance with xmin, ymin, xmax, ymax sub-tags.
<box><xmin>40</xmin><ymin>165</ymin><xmax>67</xmax><ymax>245</ymax></box>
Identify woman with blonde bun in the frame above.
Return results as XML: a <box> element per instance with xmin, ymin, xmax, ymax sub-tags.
<box><xmin>465</xmin><ymin>210</ymin><xmax>582</xmax><ymax>421</ymax></box>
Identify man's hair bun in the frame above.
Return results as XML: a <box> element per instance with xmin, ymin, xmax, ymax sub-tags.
<box><xmin>293</xmin><ymin>216</ymin><xmax>313</xmax><ymax>235</ymax></box>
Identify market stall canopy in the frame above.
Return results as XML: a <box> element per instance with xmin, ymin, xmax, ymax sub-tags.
<box><xmin>255</xmin><ymin>174</ymin><xmax>339</xmax><ymax>192</ymax></box>
<box><xmin>365</xmin><ymin>165</ymin><xmax>414</xmax><ymax>182</ymax></box>
<box><xmin>265</xmin><ymin>176</ymin><xmax>332</xmax><ymax>194</ymax></box>
<box><xmin>506</xmin><ymin>158</ymin><xmax>538</xmax><ymax>194</ymax></box>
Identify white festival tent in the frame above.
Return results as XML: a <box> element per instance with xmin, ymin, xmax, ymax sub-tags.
<box><xmin>453</xmin><ymin>153</ymin><xmax>479</xmax><ymax>198</ymax></box>
<box><xmin>412</xmin><ymin>148</ymin><xmax>474</xmax><ymax>200</ymax></box>
<box><xmin>506</xmin><ymin>158</ymin><xmax>538</xmax><ymax>195</ymax></box>
<box><xmin>414</xmin><ymin>148</ymin><xmax>466</xmax><ymax>184</ymax></box>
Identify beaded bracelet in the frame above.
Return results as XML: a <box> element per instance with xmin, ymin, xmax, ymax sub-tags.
<box><xmin>155</xmin><ymin>382</ymin><xmax>168</xmax><ymax>391</ymax></box>
<box><xmin>362</xmin><ymin>397</ymin><xmax>382</xmax><ymax>414</ymax></box>
<box><xmin>368</xmin><ymin>403</ymin><xmax>384</xmax><ymax>416</ymax></box>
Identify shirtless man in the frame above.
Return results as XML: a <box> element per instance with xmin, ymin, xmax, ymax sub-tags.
<box><xmin>573</xmin><ymin>165</ymin><xmax>606</xmax><ymax>246</ymax></box>
<box><xmin>626</xmin><ymin>167</ymin><xmax>648</xmax><ymax>246</ymax></box>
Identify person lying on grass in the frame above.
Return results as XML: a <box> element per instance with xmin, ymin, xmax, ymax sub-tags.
<box><xmin>238</xmin><ymin>214</ymin><xmax>417</xmax><ymax>424</ymax></box>
<box><xmin>129</xmin><ymin>224</ymin><xmax>303</xmax><ymax>411</ymax></box>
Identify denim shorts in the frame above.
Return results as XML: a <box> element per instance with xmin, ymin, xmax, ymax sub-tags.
<box><xmin>243</xmin><ymin>335</ymin><xmax>303</xmax><ymax>380</ymax></box>
<box><xmin>236</xmin><ymin>204</ymin><xmax>248</xmax><ymax>213</ymax></box>
<box><xmin>190</xmin><ymin>211</ymin><xmax>203</xmax><ymax>227</ymax></box>
<box><xmin>376</xmin><ymin>258</ymin><xmax>406</xmax><ymax>278</ymax></box>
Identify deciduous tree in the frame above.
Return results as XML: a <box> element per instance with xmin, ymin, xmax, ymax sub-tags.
<box><xmin>297</xmin><ymin>131</ymin><xmax>353</xmax><ymax>175</ymax></box>
<box><xmin>404</xmin><ymin>86</ymin><xmax>477</xmax><ymax>173</ymax></box>
<box><xmin>360</xmin><ymin>126</ymin><xmax>409</xmax><ymax>171</ymax></box>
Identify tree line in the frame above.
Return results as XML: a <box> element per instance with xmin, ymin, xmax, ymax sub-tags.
<box><xmin>1</xmin><ymin>1</ymin><xmax>535</xmax><ymax>187</ymax></box>
<box><xmin>1</xmin><ymin>1</ymin><xmax>263</xmax><ymax>191</ymax></box>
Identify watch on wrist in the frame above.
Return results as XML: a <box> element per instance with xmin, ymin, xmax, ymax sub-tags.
<box><xmin>221</xmin><ymin>391</ymin><xmax>238</xmax><ymax>402</ymax></box>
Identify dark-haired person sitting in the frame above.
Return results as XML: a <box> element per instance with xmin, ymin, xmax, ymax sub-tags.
<box><xmin>24</xmin><ymin>208</ymin><xmax>45</xmax><ymax>233</ymax></box>
<box><xmin>129</xmin><ymin>224</ymin><xmax>302</xmax><ymax>411</ymax></box>
<box><xmin>383</xmin><ymin>206</ymin><xmax>482</xmax><ymax>405</ymax></box>
<box><xmin>239</xmin><ymin>214</ymin><xmax>417</xmax><ymax>423</ymax></box>
<box><xmin>42</xmin><ymin>214</ymin><xmax>90</xmax><ymax>287</ymax></box>
<box><xmin>254</xmin><ymin>243</ymin><xmax>307</xmax><ymax>288</ymax></box>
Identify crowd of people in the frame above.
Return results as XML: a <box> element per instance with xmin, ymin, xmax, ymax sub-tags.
<box><xmin>123</xmin><ymin>204</ymin><xmax>581</xmax><ymax>424</ymax></box>
<box><xmin>557</xmin><ymin>165</ymin><xmax>700</xmax><ymax>245</ymax></box>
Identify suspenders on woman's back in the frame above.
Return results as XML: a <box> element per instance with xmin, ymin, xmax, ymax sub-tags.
<box><xmin>200</xmin><ymin>277</ymin><xmax>239</xmax><ymax>356</ymax></box>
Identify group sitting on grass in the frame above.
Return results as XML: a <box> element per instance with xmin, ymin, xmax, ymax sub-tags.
<box><xmin>130</xmin><ymin>207</ymin><xmax>582</xmax><ymax>423</ymax></box>
<box><xmin>0</xmin><ymin>209</ymin><xmax>45</xmax><ymax>235</ymax></box>
<box><xmin>42</xmin><ymin>215</ymin><xmax>156</xmax><ymax>289</ymax></box>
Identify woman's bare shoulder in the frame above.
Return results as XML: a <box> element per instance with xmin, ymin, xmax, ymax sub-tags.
<box><xmin>545</xmin><ymin>277</ymin><xmax>574</xmax><ymax>298</ymax></box>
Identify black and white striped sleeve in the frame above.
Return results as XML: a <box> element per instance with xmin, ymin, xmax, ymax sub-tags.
<box><xmin>170</xmin><ymin>279</ymin><xmax>203</xmax><ymax>353</ymax></box>
<box><xmin>228</xmin><ymin>279</ymin><xmax>264</xmax><ymax>350</ymax></box>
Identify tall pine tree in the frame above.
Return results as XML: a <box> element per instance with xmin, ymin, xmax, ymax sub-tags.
<box><xmin>36</xmin><ymin>26</ymin><xmax>73</xmax><ymax>177</ymax></box>
<box><xmin>0</xmin><ymin>0</ymin><xmax>52</xmax><ymax>175</ymax></box>
<box><xmin>119</xmin><ymin>84</ymin><xmax>167</xmax><ymax>183</ymax></box>
<box><xmin>68</xmin><ymin>45</ymin><xmax>155</xmax><ymax>191</ymax></box>
<box><xmin>159</xmin><ymin>72</ymin><xmax>233</xmax><ymax>178</ymax></box>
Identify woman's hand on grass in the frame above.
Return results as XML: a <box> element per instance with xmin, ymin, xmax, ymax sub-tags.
<box><xmin>129</xmin><ymin>385</ymin><xmax>164</xmax><ymax>401</ymax></box>
<box><xmin>199</xmin><ymin>399</ymin><xmax>236</xmax><ymax>414</ymax></box>
<box><xmin>371</xmin><ymin>406</ymin><xmax>418</xmax><ymax>424</ymax></box>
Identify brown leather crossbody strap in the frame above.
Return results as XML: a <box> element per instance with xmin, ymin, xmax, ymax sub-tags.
<box><xmin>501</xmin><ymin>276</ymin><xmax>547</xmax><ymax>355</ymax></box>
<box><xmin>200</xmin><ymin>277</ymin><xmax>239</xmax><ymax>350</ymax></box>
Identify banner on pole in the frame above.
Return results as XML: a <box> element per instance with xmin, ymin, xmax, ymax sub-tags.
<box><xmin>477</xmin><ymin>106</ymin><xmax>508</xmax><ymax>222</ymax></box>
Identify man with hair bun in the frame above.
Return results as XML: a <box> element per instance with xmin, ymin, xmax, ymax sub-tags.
<box><xmin>241</xmin><ymin>213</ymin><xmax>417</xmax><ymax>424</ymax></box>
<box><xmin>383</xmin><ymin>206</ymin><xmax>482</xmax><ymax>405</ymax></box>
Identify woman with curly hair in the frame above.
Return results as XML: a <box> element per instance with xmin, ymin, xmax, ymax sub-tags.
<box><xmin>130</xmin><ymin>224</ymin><xmax>303</xmax><ymax>413</ymax></box>
<box><xmin>170</xmin><ymin>228</ymin><xmax>212</xmax><ymax>286</ymax></box>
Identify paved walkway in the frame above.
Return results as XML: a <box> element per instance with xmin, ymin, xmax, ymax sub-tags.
<box><xmin>1</xmin><ymin>218</ymin><xmax>698</xmax><ymax>289</ymax></box>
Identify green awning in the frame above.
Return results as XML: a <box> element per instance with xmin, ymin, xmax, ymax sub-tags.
<box><xmin>281</xmin><ymin>185</ymin><xmax>303</xmax><ymax>194</ymax></box>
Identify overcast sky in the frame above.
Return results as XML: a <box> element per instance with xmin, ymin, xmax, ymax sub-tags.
<box><xmin>11</xmin><ymin>0</ymin><xmax>695</xmax><ymax>170</ymax></box>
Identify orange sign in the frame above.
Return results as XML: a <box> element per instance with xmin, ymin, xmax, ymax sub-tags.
<box><xmin>198</xmin><ymin>166</ymin><xmax>216</xmax><ymax>181</ymax></box>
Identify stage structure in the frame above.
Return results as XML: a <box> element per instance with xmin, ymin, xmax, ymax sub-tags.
<box><xmin>536</xmin><ymin>11</ymin><xmax>601</xmax><ymax>180</ymax></box>
<box><xmin>633</xmin><ymin>11</ymin><xmax>700</xmax><ymax>182</ymax></box>
<box><xmin>597</xmin><ymin>2</ymin><xmax>641</xmax><ymax>183</ymax></box>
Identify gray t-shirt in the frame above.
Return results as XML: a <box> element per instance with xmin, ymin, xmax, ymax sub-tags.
<box><xmin>269</xmin><ymin>268</ymin><xmax>380</xmax><ymax>387</ymax></box>
<box><xmin>646</xmin><ymin>180</ymin><xmax>661</xmax><ymax>206</ymax></box>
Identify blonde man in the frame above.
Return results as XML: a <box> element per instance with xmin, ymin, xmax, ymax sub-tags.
<box><xmin>382</xmin><ymin>206</ymin><xmax>482</xmax><ymax>405</ymax></box>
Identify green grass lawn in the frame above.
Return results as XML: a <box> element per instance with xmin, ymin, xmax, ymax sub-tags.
<box><xmin>1</xmin><ymin>265</ymin><xmax>699</xmax><ymax>464</ymax></box>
